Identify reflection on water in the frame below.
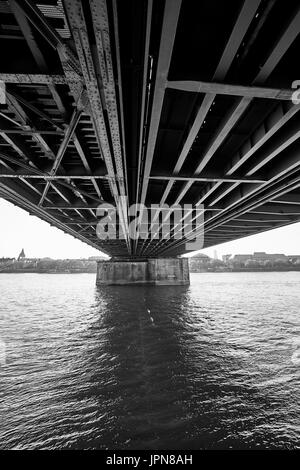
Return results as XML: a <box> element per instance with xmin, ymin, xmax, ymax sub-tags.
<box><xmin>0</xmin><ymin>272</ymin><xmax>299</xmax><ymax>449</ymax></box>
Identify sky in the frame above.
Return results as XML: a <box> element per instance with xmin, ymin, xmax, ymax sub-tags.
<box><xmin>0</xmin><ymin>198</ymin><xmax>299</xmax><ymax>259</ymax></box>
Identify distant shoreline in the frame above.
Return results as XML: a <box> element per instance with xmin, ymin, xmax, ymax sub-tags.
<box><xmin>1</xmin><ymin>268</ymin><xmax>300</xmax><ymax>274</ymax></box>
<box><xmin>190</xmin><ymin>267</ymin><xmax>300</xmax><ymax>273</ymax></box>
<box><xmin>0</xmin><ymin>270</ymin><xmax>96</xmax><ymax>274</ymax></box>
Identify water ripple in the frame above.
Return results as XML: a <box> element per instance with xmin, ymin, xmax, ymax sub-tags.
<box><xmin>0</xmin><ymin>272</ymin><xmax>299</xmax><ymax>449</ymax></box>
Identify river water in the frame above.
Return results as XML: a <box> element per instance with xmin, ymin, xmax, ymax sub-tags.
<box><xmin>0</xmin><ymin>272</ymin><xmax>299</xmax><ymax>450</ymax></box>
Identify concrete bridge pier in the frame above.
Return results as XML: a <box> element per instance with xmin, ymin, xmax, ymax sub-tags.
<box><xmin>96</xmin><ymin>258</ymin><xmax>190</xmax><ymax>286</ymax></box>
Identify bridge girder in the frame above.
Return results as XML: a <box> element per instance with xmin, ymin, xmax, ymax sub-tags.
<box><xmin>0</xmin><ymin>0</ymin><xmax>299</xmax><ymax>258</ymax></box>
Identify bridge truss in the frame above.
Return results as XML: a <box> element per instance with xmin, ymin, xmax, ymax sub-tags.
<box><xmin>0</xmin><ymin>0</ymin><xmax>300</xmax><ymax>258</ymax></box>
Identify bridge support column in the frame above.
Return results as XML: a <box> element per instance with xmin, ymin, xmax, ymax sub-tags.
<box><xmin>96</xmin><ymin>258</ymin><xmax>190</xmax><ymax>286</ymax></box>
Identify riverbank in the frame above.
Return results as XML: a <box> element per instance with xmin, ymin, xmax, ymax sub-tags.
<box><xmin>0</xmin><ymin>269</ymin><xmax>96</xmax><ymax>274</ymax></box>
<box><xmin>190</xmin><ymin>267</ymin><xmax>300</xmax><ymax>273</ymax></box>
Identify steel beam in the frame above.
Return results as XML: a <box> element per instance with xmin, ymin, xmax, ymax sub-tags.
<box><xmin>88</xmin><ymin>0</ymin><xmax>129</xmax><ymax>246</ymax></box>
<box><xmin>177</xmin><ymin>10</ymin><xmax>300</xmax><ymax>199</ymax></box>
<box><xmin>38</xmin><ymin>108</ymin><xmax>83</xmax><ymax>205</ymax></box>
<box><xmin>0</xmin><ymin>174</ymin><xmax>109</xmax><ymax>180</ymax></box>
<box><xmin>134</xmin><ymin>0</ymin><xmax>153</xmax><ymax>202</ymax></box>
<box><xmin>0</xmin><ymin>182</ymin><xmax>109</xmax><ymax>255</ymax></box>
<box><xmin>149</xmin><ymin>175</ymin><xmax>267</xmax><ymax>183</ymax></box>
<box><xmin>0</xmin><ymin>152</ymin><xmax>103</xmax><ymax>203</ymax></box>
<box><xmin>0</xmin><ymin>129</ymin><xmax>64</xmax><ymax>135</ymax></box>
<box><xmin>0</xmin><ymin>73</ymin><xmax>74</xmax><ymax>85</ymax></box>
<box><xmin>254</xmin><ymin>203</ymin><xmax>300</xmax><ymax>212</ymax></box>
<box><xmin>156</xmin><ymin>172</ymin><xmax>300</xmax><ymax>256</ymax></box>
<box><xmin>63</xmin><ymin>0</ymin><xmax>130</xmax><ymax>250</ymax></box>
<box><xmin>193</xmin><ymin>6</ymin><xmax>300</xmax><ymax>205</ymax></box>
<box><xmin>12</xmin><ymin>0</ymin><xmax>81</xmax><ymax>74</ymax></box>
<box><xmin>146</xmin><ymin>3</ymin><xmax>300</xmax><ymax>256</ymax></box>
<box><xmin>167</xmin><ymin>80</ymin><xmax>293</xmax><ymax>100</ymax></box>
<box><xmin>158</xmin><ymin>0</ymin><xmax>261</xmax><ymax>194</ymax></box>
<box><xmin>139</xmin><ymin>0</ymin><xmax>182</xmax><ymax>206</ymax></box>
<box><xmin>9</xmin><ymin>0</ymin><xmax>67</xmax><ymax>117</ymax></box>
<box><xmin>7</xmin><ymin>90</ymin><xmax>63</xmax><ymax>131</ymax></box>
<box><xmin>142</xmin><ymin>0</ymin><xmax>262</xmax><ymax>255</ymax></box>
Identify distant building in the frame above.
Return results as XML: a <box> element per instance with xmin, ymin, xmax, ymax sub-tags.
<box><xmin>222</xmin><ymin>254</ymin><xmax>232</xmax><ymax>263</ymax></box>
<box><xmin>231</xmin><ymin>252</ymin><xmax>289</xmax><ymax>267</ymax></box>
<box><xmin>0</xmin><ymin>257</ymin><xmax>15</xmax><ymax>272</ymax></box>
<box><xmin>189</xmin><ymin>253</ymin><xmax>211</xmax><ymax>272</ymax></box>
<box><xmin>288</xmin><ymin>255</ymin><xmax>300</xmax><ymax>264</ymax></box>
<box><xmin>0</xmin><ymin>257</ymin><xmax>14</xmax><ymax>263</ymax></box>
<box><xmin>252</xmin><ymin>252</ymin><xmax>287</xmax><ymax>262</ymax></box>
<box><xmin>0</xmin><ymin>257</ymin><xmax>98</xmax><ymax>273</ymax></box>
<box><xmin>231</xmin><ymin>254</ymin><xmax>252</xmax><ymax>265</ymax></box>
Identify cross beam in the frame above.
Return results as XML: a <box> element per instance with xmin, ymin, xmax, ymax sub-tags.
<box><xmin>167</xmin><ymin>80</ymin><xmax>293</xmax><ymax>100</ymax></box>
<box><xmin>149</xmin><ymin>175</ymin><xmax>267</xmax><ymax>184</ymax></box>
<box><xmin>0</xmin><ymin>73</ymin><xmax>76</xmax><ymax>84</ymax></box>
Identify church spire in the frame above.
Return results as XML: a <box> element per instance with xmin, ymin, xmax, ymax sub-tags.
<box><xmin>17</xmin><ymin>249</ymin><xmax>26</xmax><ymax>261</ymax></box>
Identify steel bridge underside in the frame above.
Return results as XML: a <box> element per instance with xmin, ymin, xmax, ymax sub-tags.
<box><xmin>0</xmin><ymin>0</ymin><xmax>300</xmax><ymax>258</ymax></box>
